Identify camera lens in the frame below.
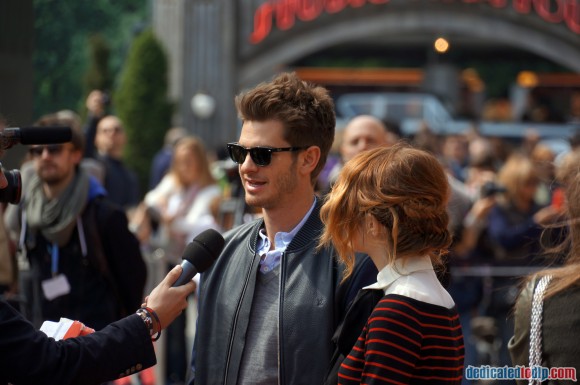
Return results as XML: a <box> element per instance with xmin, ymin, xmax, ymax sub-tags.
<box><xmin>0</xmin><ymin>169</ymin><xmax>22</xmax><ymax>204</ymax></box>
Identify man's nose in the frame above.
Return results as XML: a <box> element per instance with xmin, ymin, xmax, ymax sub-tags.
<box><xmin>239</xmin><ymin>153</ymin><xmax>258</xmax><ymax>172</ymax></box>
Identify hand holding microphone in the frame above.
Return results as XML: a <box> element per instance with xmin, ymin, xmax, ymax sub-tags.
<box><xmin>144</xmin><ymin>229</ymin><xmax>225</xmax><ymax>331</ymax></box>
<box><xmin>172</xmin><ymin>228</ymin><xmax>225</xmax><ymax>287</ymax></box>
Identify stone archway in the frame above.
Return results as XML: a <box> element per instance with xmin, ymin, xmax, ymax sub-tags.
<box><xmin>239</xmin><ymin>3</ymin><xmax>580</xmax><ymax>87</ymax></box>
<box><xmin>154</xmin><ymin>0</ymin><xmax>580</xmax><ymax>150</ymax></box>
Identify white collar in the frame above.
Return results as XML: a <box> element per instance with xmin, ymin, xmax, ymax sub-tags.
<box><xmin>364</xmin><ymin>255</ymin><xmax>456</xmax><ymax>309</ymax></box>
<box><xmin>365</xmin><ymin>255</ymin><xmax>434</xmax><ymax>291</ymax></box>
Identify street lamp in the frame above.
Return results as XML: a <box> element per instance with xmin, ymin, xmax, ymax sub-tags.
<box><xmin>434</xmin><ymin>37</ymin><xmax>450</xmax><ymax>54</ymax></box>
<box><xmin>191</xmin><ymin>92</ymin><xmax>216</xmax><ymax>119</ymax></box>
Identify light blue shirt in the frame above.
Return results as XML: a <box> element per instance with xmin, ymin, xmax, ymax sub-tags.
<box><xmin>256</xmin><ymin>198</ymin><xmax>316</xmax><ymax>274</ymax></box>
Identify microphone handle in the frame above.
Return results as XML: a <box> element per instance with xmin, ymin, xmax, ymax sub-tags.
<box><xmin>172</xmin><ymin>260</ymin><xmax>199</xmax><ymax>287</ymax></box>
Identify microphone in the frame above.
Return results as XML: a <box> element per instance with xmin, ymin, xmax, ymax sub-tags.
<box><xmin>172</xmin><ymin>228</ymin><xmax>225</xmax><ymax>287</ymax></box>
<box><xmin>1</xmin><ymin>126</ymin><xmax>73</xmax><ymax>149</ymax></box>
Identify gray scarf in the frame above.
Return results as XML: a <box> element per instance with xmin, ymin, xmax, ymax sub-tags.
<box><xmin>25</xmin><ymin>169</ymin><xmax>90</xmax><ymax>247</ymax></box>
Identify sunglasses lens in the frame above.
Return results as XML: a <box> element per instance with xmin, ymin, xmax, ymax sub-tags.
<box><xmin>227</xmin><ymin>144</ymin><xmax>273</xmax><ymax>166</ymax></box>
<box><xmin>29</xmin><ymin>144</ymin><xmax>64</xmax><ymax>157</ymax></box>
<box><xmin>250</xmin><ymin>148</ymin><xmax>271</xmax><ymax>166</ymax></box>
<box><xmin>47</xmin><ymin>145</ymin><xmax>63</xmax><ymax>154</ymax></box>
<box><xmin>228</xmin><ymin>144</ymin><xmax>246</xmax><ymax>164</ymax></box>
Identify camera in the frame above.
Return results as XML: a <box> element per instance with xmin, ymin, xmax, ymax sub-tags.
<box><xmin>480</xmin><ymin>181</ymin><xmax>507</xmax><ymax>198</ymax></box>
<box><xmin>0</xmin><ymin>168</ymin><xmax>22</xmax><ymax>204</ymax></box>
<box><xmin>0</xmin><ymin>125</ymin><xmax>72</xmax><ymax>204</ymax></box>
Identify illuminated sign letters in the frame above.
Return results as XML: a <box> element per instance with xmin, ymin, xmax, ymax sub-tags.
<box><xmin>250</xmin><ymin>0</ymin><xmax>580</xmax><ymax>44</ymax></box>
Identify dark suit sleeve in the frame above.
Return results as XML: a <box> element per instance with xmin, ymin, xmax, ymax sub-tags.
<box><xmin>101</xmin><ymin>206</ymin><xmax>148</xmax><ymax>315</ymax></box>
<box><xmin>83</xmin><ymin>114</ymin><xmax>101</xmax><ymax>159</ymax></box>
<box><xmin>0</xmin><ymin>300</ymin><xmax>156</xmax><ymax>385</ymax></box>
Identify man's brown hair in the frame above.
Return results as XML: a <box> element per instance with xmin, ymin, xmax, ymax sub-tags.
<box><xmin>33</xmin><ymin>111</ymin><xmax>84</xmax><ymax>154</ymax></box>
<box><xmin>235</xmin><ymin>72</ymin><xmax>335</xmax><ymax>184</ymax></box>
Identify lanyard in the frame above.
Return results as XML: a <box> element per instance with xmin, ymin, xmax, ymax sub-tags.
<box><xmin>51</xmin><ymin>242</ymin><xmax>59</xmax><ymax>277</ymax></box>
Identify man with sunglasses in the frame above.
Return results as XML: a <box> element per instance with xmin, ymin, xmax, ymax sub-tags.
<box><xmin>188</xmin><ymin>72</ymin><xmax>376</xmax><ymax>385</ymax></box>
<box><xmin>4</xmin><ymin>115</ymin><xmax>147</xmax><ymax>335</ymax></box>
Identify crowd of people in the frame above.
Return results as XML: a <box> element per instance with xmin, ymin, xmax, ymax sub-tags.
<box><xmin>1</xmin><ymin>71</ymin><xmax>579</xmax><ymax>385</ymax></box>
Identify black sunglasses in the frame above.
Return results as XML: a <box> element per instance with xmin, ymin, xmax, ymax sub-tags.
<box><xmin>227</xmin><ymin>142</ymin><xmax>305</xmax><ymax>167</ymax></box>
<box><xmin>28</xmin><ymin>144</ymin><xmax>65</xmax><ymax>157</ymax></box>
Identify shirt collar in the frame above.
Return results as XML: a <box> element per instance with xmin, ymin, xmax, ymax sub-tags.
<box><xmin>257</xmin><ymin>196</ymin><xmax>317</xmax><ymax>253</ymax></box>
<box><xmin>364</xmin><ymin>255</ymin><xmax>435</xmax><ymax>290</ymax></box>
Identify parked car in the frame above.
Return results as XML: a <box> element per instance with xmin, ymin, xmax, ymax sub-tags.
<box><xmin>335</xmin><ymin>92</ymin><xmax>579</xmax><ymax>140</ymax></box>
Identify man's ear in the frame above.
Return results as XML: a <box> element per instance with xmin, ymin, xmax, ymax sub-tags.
<box><xmin>299</xmin><ymin>146</ymin><xmax>321</xmax><ymax>175</ymax></box>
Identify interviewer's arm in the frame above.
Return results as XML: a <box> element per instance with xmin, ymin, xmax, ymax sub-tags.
<box><xmin>0</xmin><ymin>265</ymin><xmax>195</xmax><ymax>385</ymax></box>
<box><xmin>0</xmin><ymin>301</ymin><xmax>154</xmax><ymax>385</ymax></box>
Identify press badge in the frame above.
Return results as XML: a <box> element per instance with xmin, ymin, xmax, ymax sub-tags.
<box><xmin>41</xmin><ymin>274</ymin><xmax>71</xmax><ymax>301</ymax></box>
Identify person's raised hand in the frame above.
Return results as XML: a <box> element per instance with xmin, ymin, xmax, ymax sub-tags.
<box><xmin>86</xmin><ymin>90</ymin><xmax>106</xmax><ymax>118</ymax></box>
<box><xmin>143</xmin><ymin>265</ymin><xmax>196</xmax><ymax>331</ymax></box>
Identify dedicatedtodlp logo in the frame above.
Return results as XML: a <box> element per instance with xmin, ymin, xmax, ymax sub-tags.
<box><xmin>465</xmin><ymin>365</ymin><xmax>577</xmax><ymax>382</ymax></box>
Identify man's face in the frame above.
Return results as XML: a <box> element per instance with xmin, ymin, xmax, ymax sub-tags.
<box><xmin>443</xmin><ymin>136</ymin><xmax>468</xmax><ymax>163</ymax></box>
<box><xmin>95</xmin><ymin>116</ymin><xmax>126</xmax><ymax>156</ymax></box>
<box><xmin>237</xmin><ymin>120</ymin><xmax>299</xmax><ymax>211</ymax></box>
<box><xmin>30</xmin><ymin>143</ymin><xmax>81</xmax><ymax>186</ymax></box>
<box><xmin>341</xmin><ymin>118</ymin><xmax>387</xmax><ymax>162</ymax></box>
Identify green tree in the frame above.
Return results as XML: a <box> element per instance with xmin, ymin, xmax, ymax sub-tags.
<box><xmin>33</xmin><ymin>0</ymin><xmax>148</xmax><ymax>117</ymax></box>
<box><xmin>83</xmin><ymin>33</ymin><xmax>113</xmax><ymax>94</ymax></box>
<box><xmin>114</xmin><ymin>29</ymin><xmax>172</xmax><ymax>195</ymax></box>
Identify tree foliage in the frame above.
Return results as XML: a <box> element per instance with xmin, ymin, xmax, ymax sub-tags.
<box><xmin>114</xmin><ymin>29</ymin><xmax>172</xmax><ymax>195</ymax></box>
<box><xmin>33</xmin><ymin>0</ymin><xmax>147</xmax><ymax>116</ymax></box>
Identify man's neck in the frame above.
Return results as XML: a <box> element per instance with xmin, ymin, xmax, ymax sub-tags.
<box><xmin>261</xmin><ymin>193</ymin><xmax>316</xmax><ymax>245</ymax></box>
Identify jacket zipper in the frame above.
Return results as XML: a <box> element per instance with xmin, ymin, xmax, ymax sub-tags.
<box><xmin>223</xmin><ymin>248</ymin><xmax>258</xmax><ymax>385</ymax></box>
<box><xmin>277</xmin><ymin>251</ymin><xmax>286</xmax><ymax>385</ymax></box>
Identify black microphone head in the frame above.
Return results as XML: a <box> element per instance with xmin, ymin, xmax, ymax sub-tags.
<box><xmin>182</xmin><ymin>228</ymin><xmax>225</xmax><ymax>273</ymax></box>
<box><xmin>19</xmin><ymin>126</ymin><xmax>73</xmax><ymax>145</ymax></box>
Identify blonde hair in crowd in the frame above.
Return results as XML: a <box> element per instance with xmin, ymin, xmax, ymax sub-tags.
<box><xmin>496</xmin><ymin>152</ymin><xmax>537</xmax><ymax>201</ymax></box>
<box><xmin>319</xmin><ymin>142</ymin><xmax>452</xmax><ymax>280</ymax></box>
<box><xmin>170</xmin><ymin>136</ymin><xmax>216</xmax><ymax>188</ymax></box>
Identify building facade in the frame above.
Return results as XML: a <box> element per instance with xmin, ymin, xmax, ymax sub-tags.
<box><xmin>153</xmin><ymin>0</ymin><xmax>580</xmax><ymax>150</ymax></box>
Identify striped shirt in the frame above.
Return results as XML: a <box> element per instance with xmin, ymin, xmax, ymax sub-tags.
<box><xmin>338</xmin><ymin>294</ymin><xmax>464</xmax><ymax>385</ymax></box>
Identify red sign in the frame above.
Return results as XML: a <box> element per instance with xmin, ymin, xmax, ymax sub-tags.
<box><xmin>250</xmin><ymin>0</ymin><xmax>580</xmax><ymax>44</ymax></box>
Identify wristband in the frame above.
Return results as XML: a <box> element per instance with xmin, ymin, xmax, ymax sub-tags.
<box><xmin>136</xmin><ymin>308</ymin><xmax>161</xmax><ymax>341</ymax></box>
<box><xmin>136</xmin><ymin>308</ymin><xmax>155</xmax><ymax>338</ymax></box>
<box><xmin>144</xmin><ymin>306</ymin><xmax>162</xmax><ymax>341</ymax></box>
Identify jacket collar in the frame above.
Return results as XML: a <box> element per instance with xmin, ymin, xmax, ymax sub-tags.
<box><xmin>248</xmin><ymin>196</ymin><xmax>322</xmax><ymax>254</ymax></box>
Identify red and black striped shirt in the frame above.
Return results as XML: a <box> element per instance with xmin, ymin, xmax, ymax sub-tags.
<box><xmin>338</xmin><ymin>294</ymin><xmax>464</xmax><ymax>385</ymax></box>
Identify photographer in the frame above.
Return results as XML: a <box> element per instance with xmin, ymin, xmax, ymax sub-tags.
<box><xmin>5</xmin><ymin>115</ymin><xmax>148</xmax><ymax>333</ymax></box>
<box><xmin>477</xmin><ymin>152</ymin><xmax>563</xmax><ymax>372</ymax></box>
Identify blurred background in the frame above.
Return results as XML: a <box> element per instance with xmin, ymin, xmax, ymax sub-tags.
<box><xmin>2</xmin><ymin>0</ymin><xmax>579</xmax><ymax>176</ymax></box>
<box><xmin>1</xmin><ymin>2</ymin><xmax>580</xmax><ymax>384</ymax></box>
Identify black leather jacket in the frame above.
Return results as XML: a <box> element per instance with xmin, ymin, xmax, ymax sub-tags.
<box><xmin>189</xmin><ymin>201</ymin><xmax>376</xmax><ymax>385</ymax></box>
